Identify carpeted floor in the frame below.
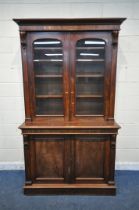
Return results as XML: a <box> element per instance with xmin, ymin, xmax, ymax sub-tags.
<box><xmin>0</xmin><ymin>171</ymin><xmax>139</xmax><ymax>210</ymax></box>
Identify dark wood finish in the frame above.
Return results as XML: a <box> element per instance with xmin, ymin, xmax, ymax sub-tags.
<box><xmin>20</xmin><ymin>31</ymin><xmax>32</xmax><ymax>123</ymax></box>
<box><xmin>74</xmin><ymin>135</ymin><xmax>108</xmax><ymax>182</ymax></box>
<box><xmin>14</xmin><ymin>18</ymin><xmax>126</xmax><ymax>195</ymax></box>
<box><xmin>24</xmin><ymin>183</ymin><xmax>116</xmax><ymax>195</ymax></box>
<box><xmin>13</xmin><ymin>18</ymin><xmax>126</xmax><ymax>32</ymax></box>
<box><xmin>35</xmin><ymin>137</ymin><xmax>65</xmax><ymax>180</ymax></box>
<box><xmin>23</xmin><ymin>135</ymin><xmax>32</xmax><ymax>185</ymax></box>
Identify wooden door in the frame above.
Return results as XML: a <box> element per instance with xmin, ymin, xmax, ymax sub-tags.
<box><xmin>30</xmin><ymin>135</ymin><xmax>71</xmax><ymax>184</ymax></box>
<box><xmin>69</xmin><ymin>32</ymin><xmax>112</xmax><ymax>120</ymax></box>
<box><xmin>29</xmin><ymin>135</ymin><xmax>110</xmax><ymax>184</ymax></box>
<box><xmin>73</xmin><ymin>135</ymin><xmax>110</xmax><ymax>184</ymax></box>
<box><xmin>27</xmin><ymin>32</ymin><xmax>70</xmax><ymax>121</ymax></box>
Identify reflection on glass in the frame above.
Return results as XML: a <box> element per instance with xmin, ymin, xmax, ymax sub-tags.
<box><xmin>75</xmin><ymin>39</ymin><xmax>105</xmax><ymax>116</ymax></box>
<box><xmin>85</xmin><ymin>40</ymin><xmax>105</xmax><ymax>45</ymax></box>
<box><xmin>80</xmin><ymin>53</ymin><xmax>99</xmax><ymax>56</ymax></box>
<box><xmin>33</xmin><ymin>39</ymin><xmax>64</xmax><ymax>116</ymax></box>
<box><xmin>34</xmin><ymin>41</ymin><xmax>61</xmax><ymax>45</ymax></box>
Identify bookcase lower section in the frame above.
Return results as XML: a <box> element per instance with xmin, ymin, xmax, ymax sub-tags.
<box><xmin>21</xmin><ymin>124</ymin><xmax>119</xmax><ymax>195</ymax></box>
<box><xmin>24</xmin><ymin>183</ymin><xmax>116</xmax><ymax>195</ymax></box>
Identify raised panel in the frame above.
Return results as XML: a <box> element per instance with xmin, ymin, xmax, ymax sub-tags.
<box><xmin>75</xmin><ymin>135</ymin><xmax>108</xmax><ymax>183</ymax></box>
<box><xmin>34</xmin><ymin>136</ymin><xmax>65</xmax><ymax>182</ymax></box>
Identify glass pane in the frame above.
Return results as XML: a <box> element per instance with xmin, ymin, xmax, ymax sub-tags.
<box><xmin>33</xmin><ymin>39</ymin><xmax>64</xmax><ymax>116</ymax></box>
<box><xmin>76</xmin><ymin>77</ymin><xmax>104</xmax><ymax>95</ymax></box>
<box><xmin>76</xmin><ymin>98</ymin><xmax>103</xmax><ymax>115</ymax></box>
<box><xmin>36</xmin><ymin>98</ymin><xmax>63</xmax><ymax>115</ymax></box>
<box><xmin>75</xmin><ymin>39</ymin><xmax>105</xmax><ymax>116</ymax></box>
<box><xmin>35</xmin><ymin>77</ymin><xmax>63</xmax><ymax>95</ymax></box>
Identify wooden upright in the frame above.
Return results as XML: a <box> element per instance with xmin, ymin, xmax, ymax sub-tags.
<box><xmin>14</xmin><ymin>18</ymin><xmax>126</xmax><ymax>195</ymax></box>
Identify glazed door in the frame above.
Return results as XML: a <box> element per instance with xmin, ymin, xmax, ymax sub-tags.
<box><xmin>27</xmin><ymin>32</ymin><xmax>112</xmax><ymax>121</ymax></box>
<box><xmin>27</xmin><ymin>32</ymin><xmax>70</xmax><ymax>121</ymax></box>
<box><xmin>70</xmin><ymin>32</ymin><xmax>112</xmax><ymax>120</ymax></box>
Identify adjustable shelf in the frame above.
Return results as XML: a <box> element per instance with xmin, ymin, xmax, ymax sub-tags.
<box><xmin>76</xmin><ymin>94</ymin><xmax>103</xmax><ymax>98</ymax></box>
<box><xmin>76</xmin><ymin>74</ymin><xmax>104</xmax><ymax>78</ymax></box>
<box><xmin>35</xmin><ymin>75</ymin><xmax>63</xmax><ymax>78</ymax></box>
<box><xmin>76</xmin><ymin>59</ymin><xmax>104</xmax><ymax>62</ymax></box>
<box><xmin>76</xmin><ymin>47</ymin><xmax>105</xmax><ymax>50</ymax></box>
<box><xmin>34</xmin><ymin>47</ymin><xmax>62</xmax><ymax>50</ymax></box>
<box><xmin>36</xmin><ymin>94</ymin><xmax>63</xmax><ymax>98</ymax></box>
<box><xmin>34</xmin><ymin>59</ymin><xmax>63</xmax><ymax>62</ymax></box>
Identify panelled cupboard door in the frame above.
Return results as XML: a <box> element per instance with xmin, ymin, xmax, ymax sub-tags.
<box><xmin>29</xmin><ymin>135</ymin><xmax>110</xmax><ymax>184</ymax></box>
<box><xmin>70</xmin><ymin>32</ymin><xmax>112</xmax><ymax>120</ymax></box>
<box><xmin>27</xmin><ymin>32</ymin><xmax>70</xmax><ymax>120</ymax></box>
<box><xmin>30</xmin><ymin>135</ymin><xmax>70</xmax><ymax>184</ymax></box>
<box><xmin>74</xmin><ymin>135</ymin><xmax>110</xmax><ymax>184</ymax></box>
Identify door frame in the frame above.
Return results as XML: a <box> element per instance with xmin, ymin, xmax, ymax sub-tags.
<box><xmin>28</xmin><ymin>134</ymin><xmax>72</xmax><ymax>184</ymax></box>
<box><xmin>26</xmin><ymin>32</ymin><xmax>70</xmax><ymax>121</ymax></box>
<box><xmin>69</xmin><ymin>32</ymin><xmax>112</xmax><ymax>121</ymax></box>
<box><xmin>73</xmin><ymin>134</ymin><xmax>111</xmax><ymax>184</ymax></box>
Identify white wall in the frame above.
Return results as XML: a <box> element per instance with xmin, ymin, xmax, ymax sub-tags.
<box><xmin>0</xmin><ymin>0</ymin><xmax>139</xmax><ymax>170</ymax></box>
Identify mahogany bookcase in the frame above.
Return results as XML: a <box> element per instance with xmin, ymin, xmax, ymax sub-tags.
<box><xmin>14</xmin><ymin>18</ymin><xmax>126</xmax><ymax>195</ymax></box>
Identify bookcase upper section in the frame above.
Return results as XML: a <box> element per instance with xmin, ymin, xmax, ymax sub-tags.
<box><xmin>14</xmin><ymin>18</ymin><xmax>126</xmax><ymax>124</ymax></box>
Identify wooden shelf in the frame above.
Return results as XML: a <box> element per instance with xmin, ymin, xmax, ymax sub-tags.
<box><xmin>77</xmin><ymin>59</ymin><xmax>104</xmax><ymax>62</ymax></box>
<box><xmin>34</xmin><ymin>59</ymin><xmax>63</xmax><ymax>62</ymax></box>
<box><xmin>75</xmin><ymin>114</ymin><xmax>104</xmax><ymax>117</ymax></box>
<box><xmin>34</xmin><ymin>47</ymin><xmax>62</xmax><ymax>50</ymax></box>
<box><xmin>36</xmin><ymin>74</ymin><xmax>103</xmax><ymax>78</ymax></box>
<box><xmin>76</xmin><ymin>94</ymin><xmax>103</xmax><ymax>98</ymax></box>
<box><xmin>76</xmin><ymin>74</ymin><xmax>104</xmax><ymax>78</ymax></box>
<box><xmin>36</xmin><ymin>114</ymin><xmax>64</xmax><ymax>117</ymax></box>
<box><xmin>35</xmin><ymin>75</ymin><xmax>63</xmax><ymax>78</ymax></box>
<box><xmin>76</xmin><ymin>47</ymin><xmax>104</xmax><ymax>50</ymax></box>
<box><xmin>36</xmin><ymin>95</ymin><xmax>63</xmax><ymax>98</ymax></box>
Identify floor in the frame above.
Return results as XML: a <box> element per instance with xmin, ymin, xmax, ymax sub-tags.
<box><xmin>0</xmin><ymin>170</ymin><xmax>139</xmax><ymax>210</ymax></box>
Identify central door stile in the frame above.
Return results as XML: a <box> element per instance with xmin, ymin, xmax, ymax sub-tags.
<box><xmin>64</xmin><ymin>135</ymin><xmax>75</xmax><ymax>183</ymax></box>
<box><xmin>69</xmin><ymin>33</ymin><xmax>76</xmax><ymax>120</ymax></box>
<box><xmin>63</xmin><ymin>33</ymin><xmax>71</xmax><ymax>121</ymax></box>
<box><xmin>70</xmin><ymin>135</ymin><xmax>75</xmax><ymax>183</ymax></box>
<box><xmin>65</xmin><ymin>32</ymin><xmax>72</xmax><ymax>121</ymax></box>
<box><xmin>64</xmin><ymin>135</ymin><xmax>71</xmax><ymax>183</ymax></box>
